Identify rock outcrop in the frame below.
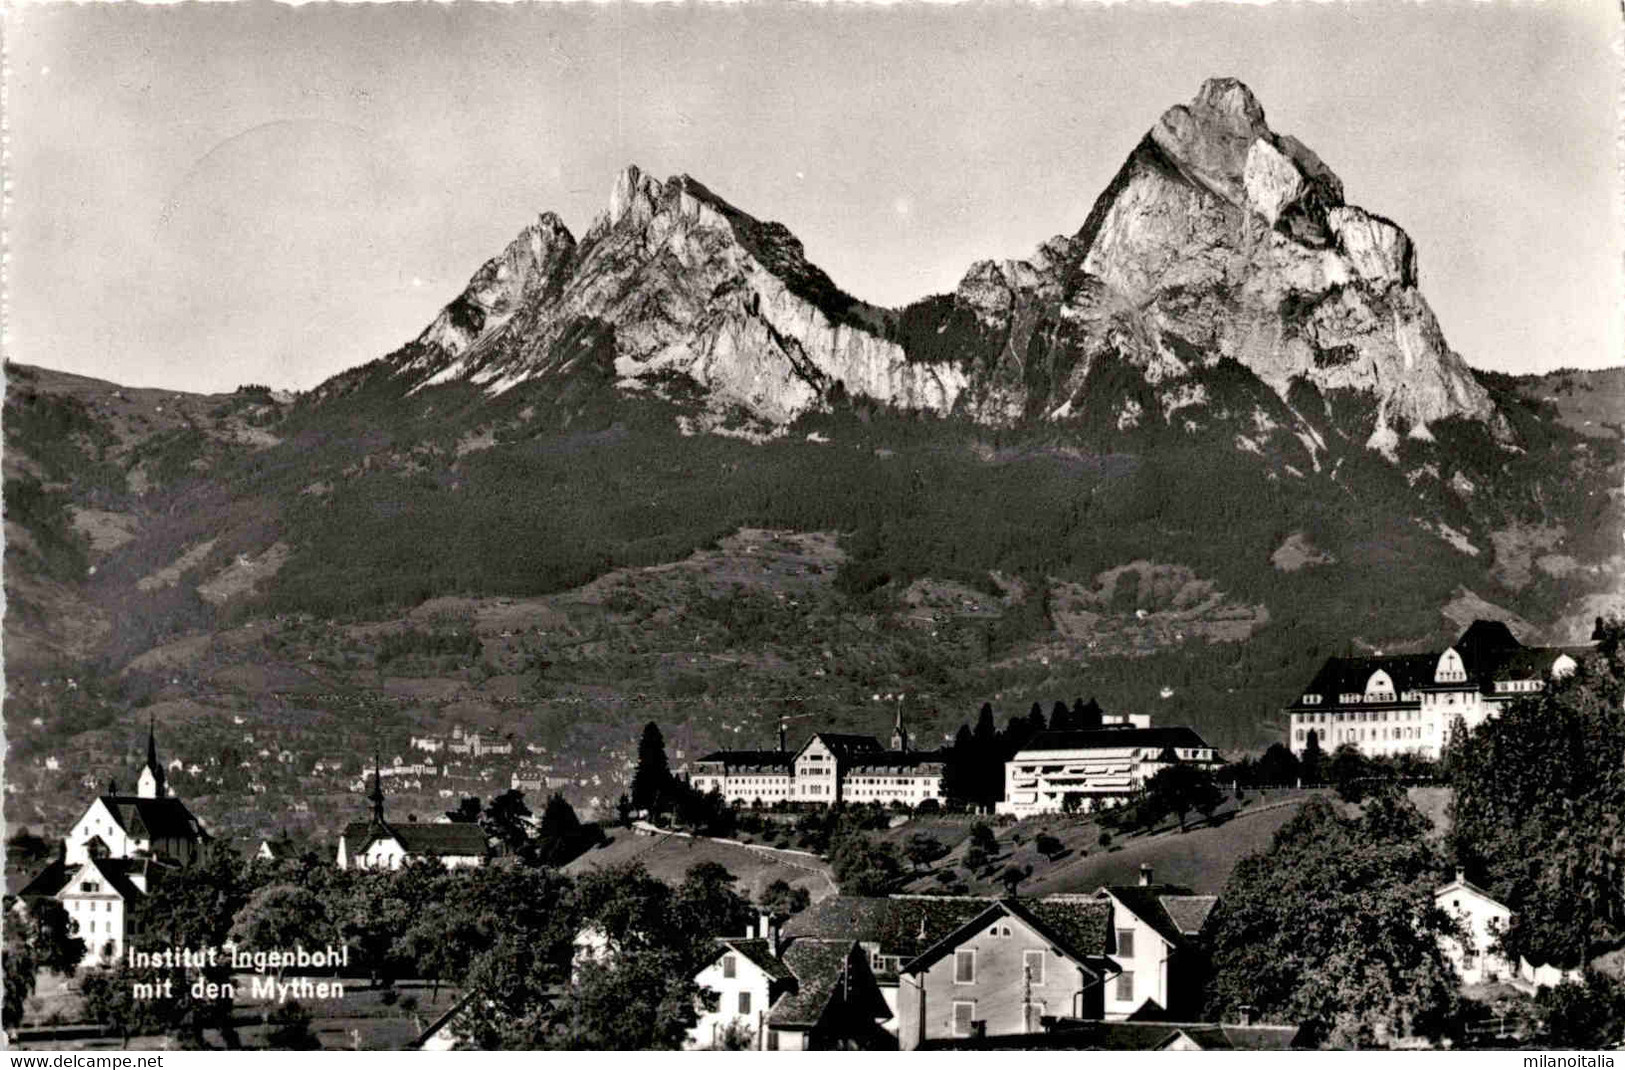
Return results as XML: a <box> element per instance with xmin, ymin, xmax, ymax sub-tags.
<box><xmin>388</xmin><ymin>165</ymin><xmax>966</xmax><ymax>424</ymax></box>
<box><xmin>367</xmin><ymin>78</ymin><xmax>1505</xmax><ymax>457</ymax></box>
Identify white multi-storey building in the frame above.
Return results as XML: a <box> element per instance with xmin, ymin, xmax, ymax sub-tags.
<box><xmin>1286</xmin><ymin>620</ymin><xmax>1586</xmax><ymax>761</ymax></box>
<box><xmin>690</xmin><ymin>713</ymin><xmax>945</xmax><ymax>809</ymax></box>
<box><xmin>996</xmin><ymin>720</ymin><xmax>1221</xmax><ymax>818</ymax></box>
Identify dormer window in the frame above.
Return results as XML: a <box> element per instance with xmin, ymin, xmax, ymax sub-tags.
<box><xmin>1364</xmin><ymin>670</ymin><xmax>1396</xmax><ymax>702</ymax></box>
<box><xmin>1435</xmin><ymin>649</ymin><xmax>1467</xmax><ymax>684</ymax></box>
<box><xmin>1301</xmin><ymin>693</ymin><xmax>1322</xmax><ymax>705</ymax></box>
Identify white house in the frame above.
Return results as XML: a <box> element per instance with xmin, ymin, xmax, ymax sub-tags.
<box><xmin>1435</xmin><ymin>869</ymin><xmax>1514</xmax><ymax>987</ymax></box>
<box><xmin>1096</xmin><ymin>866</ymin><xmax>1217</xmax><ymax>1021</ymax></box>
<box><xmin>690</xmin><ymin>921</ymin><xmax>796</xmax><ymax>1049</ymax></box>
<box><xmin>335</xmin><ymin>768</ymin><xmax>486</xmax><ymax>870</ymax></box>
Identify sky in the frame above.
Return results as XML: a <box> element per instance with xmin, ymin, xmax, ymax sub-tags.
<box><xmin>5</xmin><ymin>1</ymin><xmax>1621</xmax><ymax>394</ymax></box>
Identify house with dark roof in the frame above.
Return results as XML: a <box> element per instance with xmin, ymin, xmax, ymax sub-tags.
<box><xmin>19</xmin><ymin>850</ymin><xmax>176</xmax><ymax>965</ymax></box>
<box><xmin>998</xmin><ymin>722</ymin><xmax>1221</xmax><ymax>817</ymax></box>
<box><xmin>894</xmin><ymin>894</ymin><xmax>1119</xmax><ymax>1049</ymax></box>
<box><xmin>1096</xmin><ymin>865</ymin><xmax>1218</xmax><ymax>1020</ymax></box>
<box><xmin>1434</xmin><ymin>868</ymin><xmax>1515</xmax><ymax>988</ymax></box>
<box><xmin>688</xmin><ymin>915</ymin><xmax>893</xmax><ymax>1050</ymax></box>
<box><xmin>335</xmin><ymin>765</ymin><xmax>488</xmax><ymax>870</ymax></box>
<box><xmin>1285</xmin><ymin>619</ymin><xmax>1591</xmax><ymax>762</ymax></box>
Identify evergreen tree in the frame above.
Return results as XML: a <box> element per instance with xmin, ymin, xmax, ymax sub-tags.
<box><xmin>1074</xmin><ymin>697</ymin><xmax>1103</xmax><ymax>730</ymax></box>
<box><xmin>942</xmin><ymin>725</ymin><xmax>977</xmax><ymax>808</ymax></box>
<box><xmin>1051</xmin><ymin>700</ymin><xmax>1072</xmax><ymax>731</ymax></box>
<box><xmin>1301</xmin><ymin>729</ymin><xmax>1323</xmax><ymax>784</ymax></box>
<box><xmin>630</xmin><ymin>722</ymin><xmax>671</xmax><ymax>813</ymax></box>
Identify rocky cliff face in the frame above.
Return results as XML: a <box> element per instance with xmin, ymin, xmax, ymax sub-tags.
<box><xmin>363</xmin><ymin>79</ymin><xmax>1504</xmax><ymax>457</ymax></box>
<box><xmin>383</xmin><ymin>165</ymin><xmax>966</xmax><ymax>426</ymax></box>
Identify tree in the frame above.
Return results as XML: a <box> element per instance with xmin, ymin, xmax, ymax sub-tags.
<box><xmin>3</xmin><ymin>919</ymin><xmax>40</xmax><ymax>1029</ymax></box>
<box><xmin>615</xmin><ymin>794</ymin><xmax>633</xmax><ymax>828</ymax></box>
<box><xmin>905</xmin><ymin>832</ymin><xmax>948</xmax><ymax>872</ymax></box>
<box><xmin>447</xmin><ymin>797</ymin><xmax>483</xmax><ymax>823</ymax></box>
<box><xmin>265</xmin><ymin>1000</ymin><xmax>321</xmax><ymax>1050</ymax></box>
<box><xmin>1447</xmin><ymin>619</ymin><xmax>1625</xmax><ymax>969</ymax></box>
<box><xmin>630</xmin><ymin>723</ymin><xmax>671</xmax><ymax>814</ymax></box>
<box><xmin>1539</xmin><ymin>973</ymin><xmax>1625</xmax><ymax>1049</ymax></box>
<box><xmin>1050</xmin><ymin>700</ymin><xmax>1072</xmax><ymax>731</ymax></box>
<box><xmin>1205</xmin><ymin>791</ymin><xmax>1459</xmax><ymax>1047</ymax></box>
<box><xmin>941</xmin><ymin>725</ymin><xmax>977</xmax><ymax>808</ymax></box>
<box><xmin>757</xmin><ymin>879</ymin><xmax>810</xmax><ymax>919</ymax></box>
<box><xmin>1329</xmin><ymin>743</ymin><xmax>1377</xmax><ymax>803</ymax></box>
<box><xmin>675</xmin><ymin>861</ymin><xmax>752</xmax><ymax>939</ymax></box>
<box><xmin>6</xmin><ymin>829</ymin><xmax>52</xmax><ymax>868</ymax></box>
<box><xmin>1144</xmin><ymin>762</ymin><xmax>1222</xmax><ymax>833</ymax></box>
<box><xmin>79</xmin><ymin>961</ymin><xmax>170</xmax><ymax>1048</ymax></box>
<box><xmin>131</xmin><ymin>850</ymin><xmax>250</xmax><ymax>1048</ymax></box>
<box><xmin>829</xmin><ymin>832</ymin><xmax>903</xmax><ymax>896</ymax></box>
<box><xmin>1074</xmin><ymin>697</ymin><xmax>1103</xmax><ymax>731</ymax></box>
<box><xmin>229</xmin><ymin>884</ymin><xmax>335</xmax><ymax>978</ymax></box>
<box><xmin>969</xmin><ymin>822</ymin><xmax>997</xmax><ymax>857</ymax></box>
<box><xmin>1035</xmin><ymin>833</ymin><xmax>1064</xmax><ymax>859</ymax></box>
<box><xmin>481</xmin><ymin>789</ymin><xmax>532</xmax><ymax>857</ymax></box>
<box><xmin>1301</xmin><ymin>729</ymin><xmax>1323</xmax><ymax>784</ymax></box>
<box><xmin>1256</xmin><ymin>743</ymin><xmax>1300</xmax><ymax>787</ymax></box>
<box><xmin>999</xmin><ymin>864</ymin><xmax>1032</xmax><ymax>896</ymax></box>
<box><xmin>532</xmin><ymin>792</ymin><xmax>594</xmax><ymax>867</ymax></box>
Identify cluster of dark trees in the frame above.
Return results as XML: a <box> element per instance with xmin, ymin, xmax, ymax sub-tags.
<box><xmin>940</xmin><ymin>698</ymin><xmax>1103</xmax><ymax>809</ymax></box>
<box><xmin>444</xmin><ymin>788</ymin><xmax>605</xmax><ymax>869</ymax></box>
<box><xmin>622</xmin><ymin>723</ymin><xmax>737</xmax><ymax>837</ymax></box>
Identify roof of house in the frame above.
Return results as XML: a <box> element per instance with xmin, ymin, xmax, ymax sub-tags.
<box><xmin>1099</xmin><ymin>885</ymin><xmax>1218</xmax><ymax>949</ymax></box>
<box><xmin>845</xmin><ymin>750</ymin><xmax>947</xmax><ymax>774</ymax></box>
<box><xmin>1016</xmin><ymin>726</ymin><xmax>1217</xmax><ymax>756</ymax></box>
<box><xmin>901</xmin><ymin>896</ymin><xmax>1117</xmax><ymax>978</ymax></box>
<box><xmin>707</xmin><ymin>938</ymin><xmax>795</xmax><ymax>983</ymax></box>
<box><xmin>767</xmin><ymin>939</ymin><xmax>890</xmax><ymax>1029</ymax></box>
<box><xmin>1297</xmin><ymin>653</ymin><xmax>1439</xmax><ymax>701</ymax></box>
<box><xmin>692</xmin><ymin>750</ymin><xmax>795</xmax><ymax>770</ymax></box>
<box><xmin>343</xmin><ymin>820</ymin><xmax>488</xmax><ymax>858</ymax></box>
<box><xmin>18</xmin><ymin>857</ymin><xmax>157</xmax><ymax>901</ymax></box>
<box><xmin>96</xmin><ymin>795</ymin><xmax>209</xmax><ymax>842</ymax></box>
<box><xmin>797</xmin><ymin>733</ymin><xmax>885</xmax><ymax>763</ymax></box>
<box><xmin>1435</xmin><ymin>874</ymin><xmax>1510</xmax><ymax>910</ymax></box>
<box><xmin>917</xmin><ymin>1021</ymin><xmax>1307</xmax><ymax>1050</ymax></box>
<box><xmin>780</xmin><ymin>895</ymin><xmax>996</xmax><ymax>969</ymax></box>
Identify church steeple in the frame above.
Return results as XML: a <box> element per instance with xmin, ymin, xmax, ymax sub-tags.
<box><xmin>137</xmin><ymin>715</ymin><xmax>166</xmax><ymax>799</ymax></box>
<box><xmin>367</xmin><ymin>752</ymin><xmax>386</xmax><ymax>825</ymax></box>
<box><xmin>890</xmin><ymin>700</ymin><xmax>909</xmax><ymax>753</ymax></box>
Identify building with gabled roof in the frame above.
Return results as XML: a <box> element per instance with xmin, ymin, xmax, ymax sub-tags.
<box><xmin>690</xmin><ymin>711</ymin><xmax>946</xmax><ymax>810</ymax></box>
<box><xmin>1286</xmin><ymin>620</ymin><xmax>1591</xmax><ymax>761</ymax></box>
<box><xmin>1434</xmin><ymin>868</ymin><xmax>1514</xmax><ymax>987</ymax></box>
<box><xmin>18</xmin><ymin>855</ymin><xmax>173</xmax><ymax>964</ymax></box>
<box><xmin>689</xmin><ymin>916</ymin><xmax>893</xmax><ymax>1050</ymax></box>
<box><xmin>1096</xmin><ymin>865</ymin><xmax>1218</xmax><ymax>1020</ymax></box>
<box><xmin>63</xmin><ymin>722</ymin><xmax>210</xmax><ymax>868</ymax></box>
<box><xmin>335</xmin><ymin>762</ymin><xmax>487</xmax><ymax>870</ymax></box>
<box><xmin>895</xmin><ymin>894</ymin><xmax>1120</xmax><ymax>1049</ymax></box>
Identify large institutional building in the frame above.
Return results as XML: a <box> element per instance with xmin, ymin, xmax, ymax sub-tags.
<box><xmin>1285</xmin><ymin>620</ymin><xmax>1588</xmax><ymax>761</ymax></box>
<box><xmin>996</xmin><ymin>715</ymin><xmax>1222</xmax><ymax>818</ymax></box>
<box><xmin>690</xmin><ymin>712</ymin><xmax>946</xmax><ymax>809</ymax></box>
<box><xmin>18</xmin><ymin>725</ymin><xmax>210</xmax><ymax>964</ymax></box>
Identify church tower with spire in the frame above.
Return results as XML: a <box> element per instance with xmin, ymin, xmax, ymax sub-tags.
<box><xmin>890</xmin><ymin>701</ymin><xmax>910</xmax><ymax>754</ymax></box>
<box><xmin>367</xmin><ymin>753</ymin><xmax>387</xmax><ymax>826</ymax></box>
<box><xmin>137</xmin><ymin>716</ymin><xmax>167</xmax><ymax>799</ymax></box>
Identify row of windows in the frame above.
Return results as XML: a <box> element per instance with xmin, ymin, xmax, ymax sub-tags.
<box><xmin>1297</xmin><ymin>708</ymin><xmax>1428</xmax><ymax>725</ymax></box>
<box><xmin>951</xmin><ymin>1001</ymin><xmax>1050</xmax><ymax>1037</ymax></box>
<box><xmin>953</xmin><ymin>946</ymin><xmax>1048</xmax><ymax>985</ymax></box>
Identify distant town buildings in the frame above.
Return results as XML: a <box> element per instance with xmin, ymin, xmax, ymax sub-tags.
<box><xmin>1285</xmin><ymin>620</ymin><xmax>1587</xmax><ymax>761</ymax></box>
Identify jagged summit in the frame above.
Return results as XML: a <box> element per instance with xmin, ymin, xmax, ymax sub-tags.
<box><xmin>346</xmin><ymin>79</ymin><xmax>1506</xmax><ymax>460</ymax></box>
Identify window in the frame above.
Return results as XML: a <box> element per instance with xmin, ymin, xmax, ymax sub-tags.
<box><xmin>1117</xmin><ymin>929</ymin><xmax>1135</xmax><ymax>958</ymax></box>
<box><xmin>953</xmin><ymin>1001</ymin><xmax>976</xmax><ymax>1037</ymax></box>
<box><xmin>723</xmin><ymin>954</ymin><xmax>737</xmax><ymax>979</ymax></box>
<box><xmin>1024</xmin><ymin>1001</ymin><xmax>1046</xmax><ymax>1033</ymax></box>
<box><xmin>738</xmin><ymin>991</ymin><xmax>752</xmax><ymax>1015</ymax></box>
<box><xmin>1024</xmin><ymin>950</ymin><xmax>1045</xmax><ymax>985</ymax></box>
<box><xmin>1116</xmin><ymin>970</ymin><xmax>1135</xmax><ymax>1002</ymax></box>
<box><xmin>955</xmin><ymin>949</ymin><xmax>975</xmax><ymax>984</ymax></box>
